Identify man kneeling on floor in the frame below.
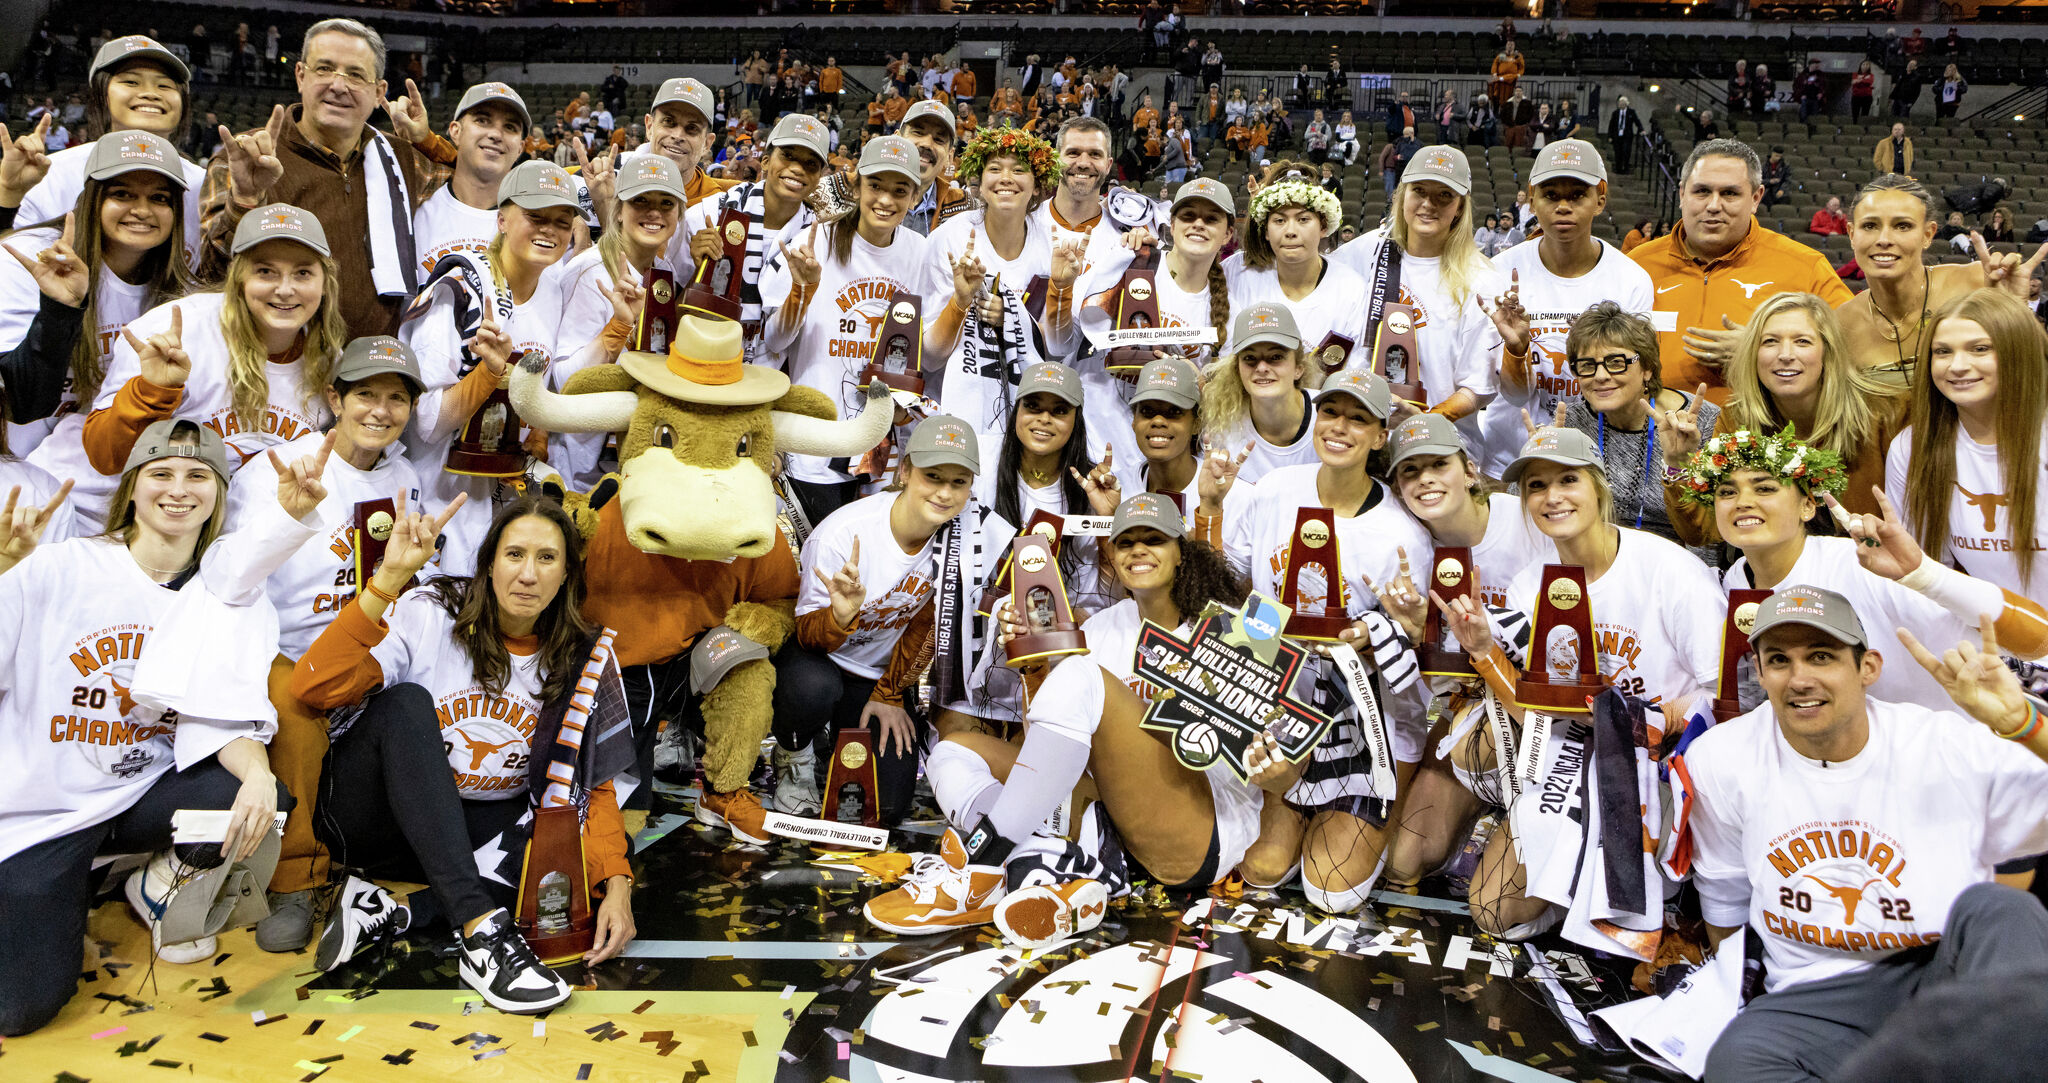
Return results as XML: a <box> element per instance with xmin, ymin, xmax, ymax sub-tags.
<box><xmin>1685</xmin><ymin>585</ymin><xmax>2048</xmax><ymax>1082</ymax></box>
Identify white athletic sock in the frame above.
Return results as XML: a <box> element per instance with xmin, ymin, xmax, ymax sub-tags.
<box><xmin>928</xmin><ymin>740</ymin><xmax>1001</xmax><ymax>832</ymax></box>
<box><xmin>987</xmin><ymin>726</ymin><xmax>1091</xmax><ymax>845</ymax></box>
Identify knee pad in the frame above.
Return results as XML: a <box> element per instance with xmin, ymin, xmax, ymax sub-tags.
<box><xmin>1241</xmin><ymin>856</ymin><xmax>1300</xmax><ymax>891</ymax></box>
<box><xmin>1303</xmin><ymin>875</ymin><xmax>1375</xmax><ymax>916</ymax></box>
<box><xmin>1023</xmin><ymin>659</ymin><xmax>1107</xmax><ymax>746</ymax></box>
<box><xmin>1486</xmin><ymin>904</ymin><xmax>1562</xmax><ymax>942</ymax></box>
<box><xmin>926</xmin><ymin>739</ymin><xmax>1000</xmax><ymax>830</ymax></box>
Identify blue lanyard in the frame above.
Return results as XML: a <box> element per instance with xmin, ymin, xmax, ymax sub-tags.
<box><xmin>1595</xmin><ymin>409</ymin><xmax>1656</xmax><ymax>530</ymax></box>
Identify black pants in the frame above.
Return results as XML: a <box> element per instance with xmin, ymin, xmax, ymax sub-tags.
<box><xmin>774</xmin><ymin>643</ymin><xmax>922</xmax><ymax>820</ymax></box>
<box><xmin>0</xmin><ymin>758</ymin><xmax>293</xmax><ymax>1036</ymax></box>
<box><xmin>620</xmin><ymin>641</ymin><xmax>837</xmax><ymax>808</ymax></box>
<box><xmin>1612</xmin><ymin>138</ymin><xmax>1634</xmax><ymax>174</ymax></box>
<box><xmin>315</xmin><ymin>684</ymin><xmax>521</xmax><ymax>931</ymax></box>
<box><xmin>786</xmin><ymin>476</ymin><xmax>865</xmax><ymax>531</ymax></box>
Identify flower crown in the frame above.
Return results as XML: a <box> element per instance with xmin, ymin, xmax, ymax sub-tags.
<box><xmin>1249</xmin><ymin>180</ymin><xmax>1342</xmax><ymax>235</ymax></box>
<box><xmin>1672</xmin><ymin>425</ymin><xmax>1848</xmax><ymax>509</ymax></box>
<box><xmin>956</xmin><ymin>128</ymin><xmax>1062</xmax><ymax>193</ymax></box>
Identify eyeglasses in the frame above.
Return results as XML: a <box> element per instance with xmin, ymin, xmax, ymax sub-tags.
<box><xmin>1568</xmin><ymin>352</ymin><xmax>1642</xmax><ymax>378</ymax></box>
<box><xmin>305</xmin><ymin>62</ymin><xmax>376</xmax><ymax>89</ymax></box>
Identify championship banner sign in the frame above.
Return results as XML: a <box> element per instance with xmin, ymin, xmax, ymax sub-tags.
<box><xmin>1087</xmin><ymin>325</ymin><xmax>1220</xmax><ymax>350</ymax></box>
<box><xmin>1136</xmin><ymin>593</ymin><xmax>1335</xmax><ymax>782</ymax></box>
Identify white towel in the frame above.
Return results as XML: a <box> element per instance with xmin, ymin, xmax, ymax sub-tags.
<box><xmin>363</xmin><ymin>130</ymin><xmax>418</xmax><ymax>299</ymax></box>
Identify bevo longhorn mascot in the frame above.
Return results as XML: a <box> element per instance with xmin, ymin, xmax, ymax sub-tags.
<box><xmin>510</xmin><ymin>314</ymin><xmax>891</xmax><ymax>840</ymax></box>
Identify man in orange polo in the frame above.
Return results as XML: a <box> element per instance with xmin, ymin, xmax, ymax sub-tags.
<box><xmin>1630</xmin><ymin>138</ymin><xmax>1850</xmax><ymax>403</ymax></box>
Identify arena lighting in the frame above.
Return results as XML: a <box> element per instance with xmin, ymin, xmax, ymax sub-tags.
<box><xmin>1649</xmin><ymin>84</ymin><xmax>1662</xmax><ymax>92</ymax></box>
<box><xmin>2017</xmin><ymin>113</ymin><xmax>2028</xmax><ymax>121</ymax></box>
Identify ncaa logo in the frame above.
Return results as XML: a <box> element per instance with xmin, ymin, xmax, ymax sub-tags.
<box><xmin>890</xmin><ymin>301</ymin><xmax>915</xmax><ymax>324</ymax></box>
<box><xmin>1386</xmin><ymin>309</ymin><xmax>1413</xmax><ymax>335</ymax></box>
<box><xmin>1546</xmin><ymin>576</ymin><xmax>1582</xmax><ymax>610</ymax></box>
<box><xmin>1734</xmin><ymin>600</ymin><xmax>1762</xmax><ymax>634</ymax></box>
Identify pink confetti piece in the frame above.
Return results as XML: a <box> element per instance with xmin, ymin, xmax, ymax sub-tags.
<box><xmin>837</xmin><ymin>1040</ymin><xmax>851</xmax><ymax>1060</ymax></box>
<box><xmin>92</xmin><ymin>1025</ymin><xmax>127</xmax><ymax>1039</ymax></box>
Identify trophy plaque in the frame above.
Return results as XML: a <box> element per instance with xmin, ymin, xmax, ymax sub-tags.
<box><xmin>637</xmin><ymin>266</ymin><xmax>678</xmax><ymax>353</ymax></box>
<box><xmin>822</xmin><ymin>728</ymin><xmax>881</xmax><ymax>827</ymax></box>
<box><xmin>1281</xmin><ymin>506</ymin><xmax>1351</xmax><ymax>641</ymax></box>
<box><xmin>681</xmin><ymin>204</ymin><xmax>749</xmax><ymax>322</ymax></box>
<box><xmin>351</xmin><ymin>497</ymin><xmax>404</xmax><ymax>594</ymax></box>
<box><xmin>861</xmin><ymin>289</ymin><xmax>925</xmax><ymax>394</ymax></box>
<box><xmin>1712</xmin><ymin>589</ymin><xmax>1772</xmax><ymax>723</ymax></box>
<box><xmin>1419</xmin><ymin>545</ymin><xmax>1478</xmax><ymax>677</ymax></box>
<box><xmin>1372</xmin><ymin>302</ymin><xmax>1427</xmax><ymax>406</ymax></box>
<box><xmin>1514</xmin><ymin>564</ymin><xmax>1607</xmax><ymax>713</ymax></box>
<box><xmin>516</xmin><ymin>801</ymin><xmax>596</xmax><ymax>964</ymax></box>
<box><xmin>1004</xmin><ymin>532</ymin><xmax>1089</xmax><ymax>666</ymax></box>
<box><xmin>978</xmin><ymin>509</ymin><xmax>1065</xmax><ymax>617</ymax></box>
<box><xmin>1314</xmin><ymin>332</ymin><xmax>1357</xmax><ymax>376</ymax></box>
<box><xmin>445</xmin><ymin>357</ymin><xmax>527</xmax><ymax>477</ymax></box>
<box><xmin>1104</xmin><ymin>243</ymin><xmax>1164</xmax><ymax>373</ymax></box>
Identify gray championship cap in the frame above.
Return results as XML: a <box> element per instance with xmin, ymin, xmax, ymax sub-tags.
<box><xmin>1313</xmin><ymin>368</ymin><xmax>1395</xmax><ymax>420</ymax></box>
<box><xmin>1228</xmin><ymin>302</ymin><xmax>1301</xmax><ymax>354</ymax></box>
<box><xmin>454</xmin><ymin>81</ymin><xmax>531</xmax><ymax>134</ymax></box>
<box><xmin>232</xmin><ymin>203</ymin><xmax>331</xmax><ymax>257</ymax></box>
<box><xmin>1130</xmin><ymin>356</ymin><xmax>1202</xmax><ymax>411</ymax></box>
<box><xmin>1399</xmin><ymin>144</ymin><xmax>1472</xmax><ymax>197</ymax></box>
<box><xmin>650</xmin><ymin>77</ymin><xmax>715</xmax><ymax>123</ymax></box>
<box><xmin>1170</xmin><ymin>176</ymin><xmax>1236</xmax><ymax>218</ymax></box>
<box><xmin>1747</xmin><ymin>585</ymin><xmax>1869</xmax><ymax>649</ymax></box>
<box><xmin>91</xmin><ymin>35</ymin><xmax>190</xmax><ymax>82</ymax></box>
<box><xmin>334</xmin><ymin>336</ymin><xmax>425</xmax><ymax>394</ymax></box>
<box><xmin>900</xmin><ymin>99</ymin><xmax>957</xmax><ymax>137</ymax></box>
<box><xmin>1529</xmin><ymin>138</ymin><xmax>1607</xmax><ymax>187</ymax></box>
<box><xmin>689</xmin><ymin>625</ymin><xmax>772</xmax><ymax>695</ymax></box>
<box><xmin>124</xmin><ymin>417</ymin><xmax>231</xmax><ymax>479</ymax></box>
<box><xmin>615</xmin><ymin>154</ymin><xmax>686</xmax><ymax>201</ymax></box>
<box><xmin>767</xmin><ymin>113</ymin><xmax>830</xmax><ymax>161</ymax></box>
<box><xmin>903</xmin><ymin>414</ymin><xmax>980</xmax><ymax>473</ymax></box>
<box><xmin>1110</xmin><ymin>492</ymin><xmax>1187</xmax><ymax>540</ymax></box>
<box><xmin>498</xmin><ymin>160</ymin><xmax>580</xmax><ymax>211</ymax></box>
<box><xmin>1501</xmin><ymin>427</ymin><xmax>1605</xmax><ymax>486</ymax></box>
<box><xmin>1386</xmin><ymin>412</ymin><xmax>1468</xmax><ymax>468</ymax></box>
<box><xmin>858</xmin><ymin>136</ymin><xmax>921</xmax><ymax>184</ymax></box>
<box><xmin>85</xmin><ymin>130</ymin><xmax>187</xmax><ymax>187</ymax></box>
<box><xmin>1017</xmin><ymin>361</ymin><xmax>1083</xmax><ymax>407</ymax></box>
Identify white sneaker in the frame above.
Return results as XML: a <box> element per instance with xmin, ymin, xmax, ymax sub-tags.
<box><xmin>458</xmin><ymin>908</ymin><xmax>572</xmax><ymax>1014</ymax></box>
<box><xmin>996</xmin><ymin>878</ymin><xmax>1109</xmax><ymax>950</ymax></box>
<box><xmin>316</xmin><ymin>876</ymin><xmax>412</xmax><ymax>972</ymax></box>
<box><xmin>772</xmin><ymin>744</ymin><xmax>822</xmax><ymax>816</ymax></box>
<box><xmin>124</xmin><ymin>852</ymin><xmax>217</xmax><ymax>965</ymax></box>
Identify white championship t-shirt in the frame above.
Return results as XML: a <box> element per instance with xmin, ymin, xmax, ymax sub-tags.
<box><xmin>1887</xmin><ymin>423</ymin><xmax>2048</xmax><ymax>613</ymax></box>
<box><xmin>0</xmin><ymin>229</ymin><xmax>155</xmax><ymax>455</ymax></box>
<box><xmin>760</xmin><ymin>224</ymin><xmax>930</xmax><ymax>485</ymax></box>
<box><xmin>1330</xmin><ymin>228</ymin><xmax>1503</xmax><ymax>447</ymax></box>
<box><xmin>370</xmin><ymin>590</ymin><xmax>547</xmax><ymax>801</ymax></box>
<box><xmin>1227</xmin><ymin>464</ymin><xmax>1434</xmax><ymax>617</ymax></box>
<box><xmin>1686</xmin><ymin>698</ymin><xmax>2048</xmax><ymax>992</ymax></box>
<box><xmin>920</xmin><ymin>211</ymin><xmax>1056</xmax><ymax>450</ymax></box>
<box><xmin>1478</xmin><ymin>239</ymin><xmax>1657</xmax><ymax>476</ymax></box>
<box><xmin>1072</xmin><ymin>246</ymin><xmax>1222</xmax><ymax>475</ymax></box>
<box><xmin>1222</xmin><ymin>254</ymin><xmax>1372</xmax><ymax>373</ymax></box>
<box><xmin>1208</xmin><ymin>389</ymin><xmax>1318</xmax><ymax>487</ymax></box>
<box><xmin>411</xmin><ymin>185</ymin><xmax>499</xmax><ymax>282</ymax></box>
<box><xmin>30</xmin><ymin>293</ymin><xmax>332</xmax><ymax>532</ymax></box>
<box><xmin>797</xmin><ymin>491</ymin><xmax>940</xmax><ymax>679</ymax></box>
<box><xmin>228</xmin><ymin>430</ymin><xmax>423</xmax><ymax>660</ymax></box>
<box><xmin>1502</xmin><ymin>526</ymin><xmax>1723</xmax><ymax>705</ymax></box>
<box><xmin>1467</xmin><ymin>491</ymin><xmax>1558</xmax><ymax>610</ymax></box>
<box><xmin>16</xmin><ymin>145</ymin><xmax>205</xmax><ymax>269</ymax></box>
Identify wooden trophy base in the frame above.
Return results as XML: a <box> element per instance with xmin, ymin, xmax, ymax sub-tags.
<box><xmin>521</xmin><ymin>913</ymin><xmax>597</xmax><ymax>966</ymax></box>
<box><xmin>860</xmin><ymin>366</ymin><xmax>925</xmax><ymax>394</ymax></box>
<box><xmin>681</xmin><ymin>289</ymin><xmax>742</xmax><ymax>322</ymax></box>
<box><xmin>824</xmin><ymin>728</ymin><xmax>880</xmax><ymax>827</ymax></box>
<box><xmin>1711</xmin><ymin>696</ymin><xmax>1748</xmax><ymax>724</ymax></box>
<box><xmin>516</xmin><ymin>803</ymin><xmax>596</xmax><ymax>965</ymax></box>
<box><xmin>1513</xmin><ymin>676</ymin><xmax>1607</xmax><ymax>714</ymax></box>
<box><xmin>1389</xmin><ymin>381</ymin><xmax>1429</xmax><ymax>409</ymax></box>
<box><xmin>1006</xmin><ymin>629</ymin><xmax>1089</xmax><ymax>667</ymax></box>
<box><xmin>1419</xmin><ymin>643</ymin><xmax>1478</xmax><ymax>678</ymax></box>
<box><xmin>1284</xmin><ymin>611</ymin><xmax>1353</xmax><ymax>643</ymax></box>
<box><xmin>443</xmin><ymin>448</ymin><xmax>526</xmax><ymax>478</ymax></box>
<box><xmin>1104</xmin><ymin>345</ymin><xmax>1157</xmax><ymax>373</ymax></box>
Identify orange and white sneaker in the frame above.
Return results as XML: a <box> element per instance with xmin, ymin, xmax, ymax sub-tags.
<box><xmin>697</xmin><ymin>786</ymin><xmax>771</xmax><ymax>844</ymax></box>
<box><xmin>863</xmin><ymin>827</ymin><xmax>1005</xmax><ymax>936</ymax></box>
<box><xmin>995</xmin><ymin>878</ymin><xmax>1109</xmax><ymax>950</ymax></box>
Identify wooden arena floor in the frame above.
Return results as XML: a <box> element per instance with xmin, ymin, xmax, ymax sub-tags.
<box><xmin>4</xmin><ymin>780</ymin><xmax>1671</xmax><ymax>1082</ymax></box>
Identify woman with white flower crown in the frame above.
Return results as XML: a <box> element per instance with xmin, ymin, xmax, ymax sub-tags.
<box><xmin>1223</xmin><ymin>159</ymin><xmax>1372</xmax><ymax>377</ymax></box>
<box><xmin>1332</xmin><ymin>144</ymin><xmax>1500</xmax><ymax>446</ymax></box>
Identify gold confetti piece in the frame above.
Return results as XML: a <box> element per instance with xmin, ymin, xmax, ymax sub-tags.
<box><xmin>1509</xmin><ymin>1031</ymin><xmax>1525</xmax><ymax>1047</ymax></box>
<box><xmin>1415</xmin><ymin>1022</ymin><xmax>1440</xmax><ymax>1031</ymax></box>
<box><xmin>1475</xmin><ymin>1041</ymin><xmax>1493</xmax><ymax>1057</ymax></box>
<box><xmin>1528</xmin><ymin>1054</ymin><xmax>1551</xmax><ymax>1066</ymax></box>
<box><xmin>1097</xmin><ymin>1002</ymin><xmax>1112</xmax><ymax>1016</ymax></box>
<box><xmin>733</xmin><ymin>974</ymin><xmax>754</xmax><ymax>987</ymax></box>
<box><xmin>1554</xmin><ymin>1041</ymin><xmax>1577</xmax><ymax>1057</ymax></box>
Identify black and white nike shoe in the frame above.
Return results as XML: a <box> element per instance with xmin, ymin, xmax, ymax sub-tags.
<box><xmin>316</xmin><ymin>876</ymin><xmax>412</xmax><ymax>972</ymax></box>
<box><xmin>458</xmin><ymin>908</ymin><xmax>572</xmax><ymax>1014</ymax></box>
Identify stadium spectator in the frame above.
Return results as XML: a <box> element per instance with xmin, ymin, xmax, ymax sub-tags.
<box><xmin>1727</xmin><ymin>59</ymin><xmax>1749</xmax><ymax>114</ymax></box>
<box><xmin>601</xmin><ymin>65</ymin><xmax>628</xmax><ymax>116</ymax></box>
<box><xmin>1499</xmin><ymin>88</ymin><xmax>1534</xmax><ymax>150</ymax></box>
<box><xmin>817</xmin><ymin>58</ymin><xmax>843</xmax><ymax>111</ymax></box>
<box><xmin>1489</xmin><ymin>41</ymin><xmax>1524</xmax><ymax>106</ymax></box>
<box><xmin>1622</xmin><ymin>216</ymin><xmax>1652</xmax><ymax>253</ymax></box>
<box><xmin>1938</xmin><ymin>209</ymin><xmax>1971</xmax><ymax>242</ymax></box>
<box><xmin>1379</xmin><ymin>126</ymin><xmax>1419</xmax><ymax>198</ymax></box>
<box><xmin>1607</xmin><ymin>95</ymin><xmax>1641</xmax><ymax>173</ymax></box>
<box><xmin>1874</xmin><ymin>121</ymin><xmax>1915</xmax><ymax>177</ymax></box>
<box><xmin>742</xmin><ymin>51</ymin><xmax>768</xmax><ymax>107</ymax></box>
<box><xmin>1383</xmin><ymin>90</ymin><xmax>1414</xmax><ymax>142</ymax></box>
<box><xmin>199</xmin><ymin>18</ymin><xmax>435</xmax><ymax>339</ymax></box>
<box><xmin>1476</xmin><ymin>212</ymin><xmax>1510</xmax><ymax>256</ymax></box>
<box><xmin>1750</xmin><ymin>63</ymin><xmax>1776</xmax><ymax>115</ymax></box>
<box><xmin>1466</xmin><ymin>93</ymin><xmax>1499</xmax><ymax>148</ymax></box>
<box><xmin>1794</xmin><ymin>58</ymin><xmax>1827</xmax><ymax>121</ymax></box>
<box><xmin>1304</xmin><ymin>108</ymin><xmax>1331</xmax><ymax>163</ymax></box>
<box><xmin>1810</xmin><ymin>196</ymin><xmax>1849</xmax><ymax>236</ymax></box>
<box><xmin>1528</xmin><ymin>102</ymin><xmax>1555</xmax><ymax>155</ymax></box>
<box><xmin>1200</xmin><ymin>41</ymin><xmax>1224</xmax><ymax>91</ymax></box>
<box><xmin>1947</xmin><ymin>175</ymin><xmax>2011</xmax><ymax>217</ymax></box>
<box><xmin>1905</xmin><ymin>25</ymin><xmax>1929</xmax><ymax>57</ymax></box>
<box><xmin>1936</xmin><ymin>63</ymin><xmax>1969</xmax><ymax>119</ymax></box>
<box><xmin>1630</xmin><ymin>138</ymin><xmax>1851</xmax><ymax>401</ymax></box>
<box><xmin>1890</xmin><ymin>58</ymin><xmax>1926</xmax><ymax>118</ymax></box>
<box><xmin>1761</xmin><ymin>148</ymin><xmax>1790</xmax><ymax>208</ymax></box>
<box><xmin>1433</xmin><ymin>90</ymin><xmax>1464</xmax><ymax>146</ymax></box>
<box><xmin>1851</xmin><ymin>60</ymin><xmax>1877</xmax><ymax>119</ymax></box>
<box><xmin>1324</xmin><ymin>57</ymin><xmax>1348</xmax><ymax>112</ymax></box>
<box><xmin>1984</xmin><ymin>206</ymin><xmax>2017</xmax><ymax>243</ymax></box>
<box><xmin>1693</xmin><ymin>107</ymin><xmax>1722</xmax><ymax>141</ymax></box>
<box><xmin>950</xmin><ymin>62</ymin><xmax>977</xmax><ymax>105</ymax></box>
